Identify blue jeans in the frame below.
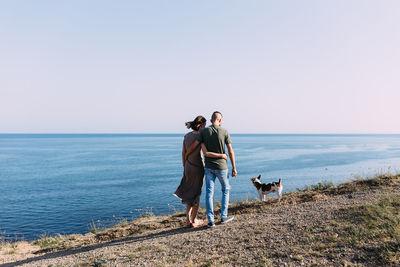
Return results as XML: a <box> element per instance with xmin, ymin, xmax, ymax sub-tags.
<box><xmin>205</xmin><ymin>168</ymin><xmax>230</xmax><ymax>223</ymax></box>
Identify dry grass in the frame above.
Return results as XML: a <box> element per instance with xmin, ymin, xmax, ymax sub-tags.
<box><xmin>287</xmin><ymin>194</ymin><xmax>400</xmax><ymax>266</ymax></box>
<box><xmin>284</xmin><ymin>173</ymin><xmax>399</xmax><ymax>204</ymax></box>
<box><xmin>336</xmin><ymin>195</ymin><xmax>400</xmax><ymax>265</ymax></box>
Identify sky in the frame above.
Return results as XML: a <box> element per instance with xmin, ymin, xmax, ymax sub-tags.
<box><xmin>1</xmin><ymin>1</ymin><xmax>399</xmax><ymax>134</ymax></box>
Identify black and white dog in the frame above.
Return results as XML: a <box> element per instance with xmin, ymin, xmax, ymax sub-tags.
<box><xmin>250</xmin><ymin>175</ymin><xmax>282</xmax><ymax>202</ymax></box>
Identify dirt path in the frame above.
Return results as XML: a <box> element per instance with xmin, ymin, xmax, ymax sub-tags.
<box><xmin>3</xmin><ymin>182</ymin><xmax>399</xmax><ymax>267</ymax></box>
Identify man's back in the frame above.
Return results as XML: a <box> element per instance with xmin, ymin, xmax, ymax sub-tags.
<box><xmin>198</xmin><ymin>124</ymin><xmax>231</xmax><ymax>170</ymax></box>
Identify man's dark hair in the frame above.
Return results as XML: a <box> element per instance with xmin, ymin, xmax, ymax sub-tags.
<box><xmin>211</xmin><ymin>111</ymin><xmax>222</xmax><ymax>122</ymax></box>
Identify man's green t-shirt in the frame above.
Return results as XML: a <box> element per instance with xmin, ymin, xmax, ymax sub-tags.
<box><xmin>197</xmin><ymin>124</ymin><xmax>232</xmax><ymax>170</ymax></box>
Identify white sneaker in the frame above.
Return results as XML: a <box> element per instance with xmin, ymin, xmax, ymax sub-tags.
<box><xmin>207</xmin><ymin>222</ymin><xmax>216</xmax><ymax>228</ymax></box>
<box><xmin>221</xmin><ymin>215</ymin><xmax>234</xmax><ymax>224</ymax></box>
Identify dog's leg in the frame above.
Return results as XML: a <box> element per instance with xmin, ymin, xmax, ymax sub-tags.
<box><xmin>258</xmin><ymin>191</ymin><xmax>263</xmax><ymax>201</ymax></box>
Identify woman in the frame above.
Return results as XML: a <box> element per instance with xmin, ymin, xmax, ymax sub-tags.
<box><xmin>174</xmin><ymin>115</ymin><xmax>227</xmax><ymax>228</ymax></box>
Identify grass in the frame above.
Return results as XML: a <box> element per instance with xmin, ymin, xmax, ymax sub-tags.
<box><xmin>0</xmin><ymin>231</ymin><xmax>25</xmax><ymax>255</ymax></box>
<box><xmin>139</xmin><ymin>207</ymin><xmax>155</xmax><ymax>218</ymax></box>
<box><xmin>89</xmin><ymin>219</ymin><xmax>103</xmax><ymax>234</ymax></box>
<box><xmin>293</xmin><ymin>192</ymin><xmax>400</xmax><ymax>266</ymax></box>
<box><xmin>337</xmin><ymin>195</ymin><xmax>400</xmax><ymax>264</ymax></box>
<box><xmin>305</xmin><ymin>180</ymin><xmax>334</xmax><ymax>191</ymax></box>
<box><xmin>33</xmin><ymin>233</ymin><xmax>69</xmax><ymax>252</ymax></box>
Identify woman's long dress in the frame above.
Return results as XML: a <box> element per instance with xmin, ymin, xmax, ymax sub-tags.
<box><xmin>174</xmin><ymin>132</ymin><xmax>205</xmax><ymax>206</ymax></box>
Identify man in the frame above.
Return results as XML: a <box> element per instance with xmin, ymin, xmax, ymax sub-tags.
<box><xmin>185</xmin><ymin>111</ymin><xmax>237</xmax><ymax>227</ymax></box>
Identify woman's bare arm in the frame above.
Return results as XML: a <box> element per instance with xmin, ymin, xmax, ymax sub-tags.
<box><xmin>201</xmin><ymin>144</ymin><xmax>227</xmax><ymax>160</ymax></box>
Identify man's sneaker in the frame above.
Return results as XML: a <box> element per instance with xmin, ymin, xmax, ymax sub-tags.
<box><xmin>221</xmin><ymin>215</ymin><xmax>234</xmax><ymax>224</ymax></box>
<box><xmin>207</xmin><ymin>222</ymin><xmax>215</xmax><ymax>228</ymax></box>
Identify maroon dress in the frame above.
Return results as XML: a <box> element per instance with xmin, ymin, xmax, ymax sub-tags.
<box><xmin>174</xmin><ymin>132</ymin><xmax>205</xmax><ymax>206</ymax></box>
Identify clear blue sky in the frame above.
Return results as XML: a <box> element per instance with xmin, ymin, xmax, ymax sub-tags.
<box><xmin>1</xmin><ymin>1</ymin><xmax>399</xmax><ymax>133</ymax></box>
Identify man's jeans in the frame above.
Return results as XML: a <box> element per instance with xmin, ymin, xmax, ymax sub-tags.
<box><xmin>205</xmin><ymin>168</ymin><xmax>230</xmax><ymax>223</ymax></box>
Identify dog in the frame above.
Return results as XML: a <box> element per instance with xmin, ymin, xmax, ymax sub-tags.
<box><xmin>250</xmin><ymin>175</ymin><xmax>282</xmax><ymax>202</ymax></box>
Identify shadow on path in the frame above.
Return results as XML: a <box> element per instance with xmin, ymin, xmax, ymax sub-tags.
<box><xmin>1</xmin><ymin>226</ymin><xmax>208</xmax><ymax>267</ymax></box>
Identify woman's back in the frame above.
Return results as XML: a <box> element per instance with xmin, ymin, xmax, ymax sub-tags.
<box><xmin>184</xmin><ymin>132</ymin><xmax>203</xmax><ymax>167</ymax></box>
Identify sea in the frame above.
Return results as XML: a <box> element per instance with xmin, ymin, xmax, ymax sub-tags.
<box><xmin>1</xmin><ymin>134</ymin><xmax>400</xmax><ymax>241</ymax></box>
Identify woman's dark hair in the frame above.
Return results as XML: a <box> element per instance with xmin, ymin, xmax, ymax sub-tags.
<box><xmin>185</xmin><ymin>116</ymin><xmax>206</xmax><ymax>131</ymax></box>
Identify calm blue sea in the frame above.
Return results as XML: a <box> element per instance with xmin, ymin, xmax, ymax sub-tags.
<box><xmin>1</xmin><ymin>134</ymin><xmax>400</xmax><ymax>241</ymax></box>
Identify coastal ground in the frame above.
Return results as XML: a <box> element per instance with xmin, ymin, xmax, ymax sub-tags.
<box><xmin>1</xmin><ymin>173</ymin><xmax>400</xmax><ymax>266</ymax></box>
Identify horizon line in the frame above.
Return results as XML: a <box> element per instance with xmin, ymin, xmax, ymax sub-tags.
<box><xmin>1</xmin><ymin>132</ymin><xmax>400</xmax><ymax>135</ymax></box>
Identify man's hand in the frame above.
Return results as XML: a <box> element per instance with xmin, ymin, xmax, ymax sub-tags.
<box><xmin>185</xmin><ymin>140</ymin><xmax>200</xmax><ymax>160</ymax></box>
<box><xmin>222</xmin><ymin>154</ymin><xmax>228</xmax><ymax>160</ymax></box>
<box><xmin>231</xmin><ymin>168</ymin><xmax>237</xmax><ymax>177</ymax></box>
<box><xmin>226</xmin><ymin>144</ymin><xmax>236</xmax><ymax>177</ymax></box>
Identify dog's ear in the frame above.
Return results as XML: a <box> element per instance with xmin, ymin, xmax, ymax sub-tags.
<box><xmin>257</xmin><ymin>174</ymin><xmax>261</xmax><ymax>179</ymax></box>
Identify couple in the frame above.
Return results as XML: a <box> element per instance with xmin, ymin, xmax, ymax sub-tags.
<box><xmin>174</xmin><ymin>111</ymin><xmax>237</xmax><ymax>228</ymax></box>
